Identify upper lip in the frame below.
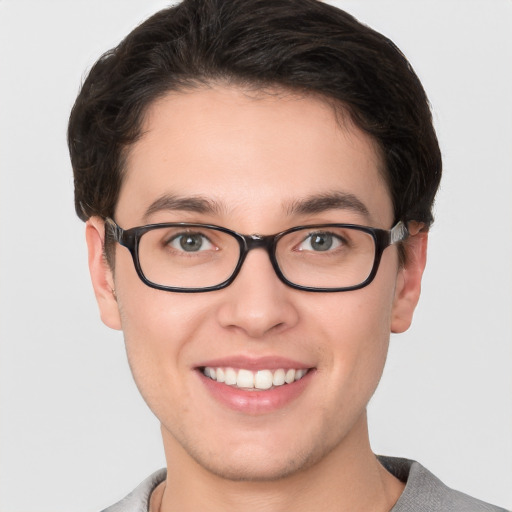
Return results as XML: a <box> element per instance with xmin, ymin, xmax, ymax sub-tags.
<box><xmin>195</xmin><ymin>355</ymin><xmax>312</xmax><ymax>371</ymax></box>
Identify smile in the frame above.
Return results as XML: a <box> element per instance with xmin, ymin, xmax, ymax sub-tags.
<box><xmin>201</xmin><ymin>366</ymin><xmax>309</xmax><ymax>390</ymax></box>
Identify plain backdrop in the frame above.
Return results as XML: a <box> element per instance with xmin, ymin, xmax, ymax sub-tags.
<box><xmin>1</xmin><ymin>1</ymin><xmax>511</xmax><ymax>511</ymax></box>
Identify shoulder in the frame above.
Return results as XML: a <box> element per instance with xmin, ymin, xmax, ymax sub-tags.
<box><xmin>378</xmin><ymin>456</ymin><xmax>508</xmax><ymax>512</ymax></box>
<box><xmin>100</xmin><ymin>469</ymin><xmax>167</xmax><ymax>512</ymax></box>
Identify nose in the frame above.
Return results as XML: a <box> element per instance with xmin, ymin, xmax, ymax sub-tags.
<box><xmin>216</xmin><ymin>248</ymin><xmax>300</xmax><ymax>339</ymax></box>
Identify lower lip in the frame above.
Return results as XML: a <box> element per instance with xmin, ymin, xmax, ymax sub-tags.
<box><xmin>199</xmin><ymin>370</ymin><xmax>313</xmax><ymax>414</ymax></box>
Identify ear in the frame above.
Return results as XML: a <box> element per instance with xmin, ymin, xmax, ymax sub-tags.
<box><xmin>85</xmin><ymin>217</ymin><xmax>122</xmax><ymax>330</ymax></box>
<box><xmin>391</xmin><ymin>223</ymin><xmax>428</xmax><ymax>334</ymax></box>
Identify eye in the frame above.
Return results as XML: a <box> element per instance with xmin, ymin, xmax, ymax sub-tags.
<box><xmin>167</xmin><ymin>232</ymin><xmax>215</xmax><ymax>252</ymax></box>
<box><xmin>297</xmin><ymin>231</ymin><xmax>343</xmax><ymax>252</ymax></box>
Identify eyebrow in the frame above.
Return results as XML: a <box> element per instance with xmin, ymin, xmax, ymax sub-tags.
<box><xmin>285</xmin><ymin>192</ymin><xmax>370</xmax><ymax>217</ymax></box>
<box><xmin>143</xmin><ymin>194</ymin><xmax>223</xmax><ymax>221</ymax></box>
<box><xmin>142</xmin><ymin>190</ymin><xmax>370</xmax><ymax>222</ymax></box>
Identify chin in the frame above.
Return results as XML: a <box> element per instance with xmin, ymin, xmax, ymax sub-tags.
<box><xmin>182</xmin><ymin>435</ymin><xmax>329</xmax><ymax>482</ymax></box>
<box><xmin>194</xmin><ymin>454</ymin><xmax>312</xmax><ymax>482</ymax></box>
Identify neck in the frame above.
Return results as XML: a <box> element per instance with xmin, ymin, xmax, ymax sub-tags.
<box><xmin>155</xmin><ymin>413</ymin><xmax>404</xmax><ymax>512</ymax></box>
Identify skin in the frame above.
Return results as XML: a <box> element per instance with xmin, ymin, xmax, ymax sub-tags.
<box><xmin>86</xmin><ymin>85</ymin><xmax>427</xmax><ymax>512</ymax></box>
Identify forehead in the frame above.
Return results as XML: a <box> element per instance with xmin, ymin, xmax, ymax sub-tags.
<box><xmin>118</xmin><ymin>85</ymin><xmax>393</xmax><ymax>228</ymax></box>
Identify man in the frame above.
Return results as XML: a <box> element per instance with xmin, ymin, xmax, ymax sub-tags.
<box><xmin>67</xmin><ymin>0</ymin><xmax>507</xmax><ymax>510</ymax></box>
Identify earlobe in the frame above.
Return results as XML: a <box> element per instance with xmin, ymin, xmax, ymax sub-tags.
<box><xmin>85</xmin><ymin>217</ymin><xmax>122</xmax><ymax>330</ymax></box>
<box><xmin>390</xmin><ymin>225</ymin><xmax>428</xmax><ymax>334</ymax></box>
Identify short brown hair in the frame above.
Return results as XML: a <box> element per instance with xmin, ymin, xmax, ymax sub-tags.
<box><xmin>68</xmin><ymin>0</ymin><xmax>441</xmax><ymax>230</ymax></box>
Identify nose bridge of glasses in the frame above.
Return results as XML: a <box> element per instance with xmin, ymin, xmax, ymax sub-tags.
<box><xmin>242</xmin><ymin>234</ymin><xmax>276</xmax><ymax>255</ymax></box>
<box><xmin>233</xmin><ymin>234</ymin><xmax>284</xmax><ymax>287</ymax></box>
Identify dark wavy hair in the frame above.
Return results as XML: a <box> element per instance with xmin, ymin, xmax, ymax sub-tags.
<box><xmin>68</xmin><ymin>0</ymin><xmax>441</xmax><ymax>232</ymax></box>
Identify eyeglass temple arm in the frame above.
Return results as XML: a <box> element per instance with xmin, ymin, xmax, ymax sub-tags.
<box><xmin>104</xmin><ymin>217</ymin><xmax>123</xmax><ymax>242</ymax></box>
<box><xmin>390</xmin><ymin>221</ymin><xmax>409</xmax><ymax>245</ymax></box>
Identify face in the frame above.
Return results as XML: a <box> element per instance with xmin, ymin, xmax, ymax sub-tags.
<box><xmin>87</xmin><ymin>85</ymin><xmax>425</xmax><ymax>481</ymax></box>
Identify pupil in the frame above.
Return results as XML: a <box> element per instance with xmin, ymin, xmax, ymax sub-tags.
<box><xmin>180</xmin><ymin>234</ymin><xmax>202</xmax><ymax>251</ymax></box>
<box><xmin>311</xmin><ymin>233</ymin><xmax>332</xmax><ymax>251</ymax></box>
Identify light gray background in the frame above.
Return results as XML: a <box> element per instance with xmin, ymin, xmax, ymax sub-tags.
<box><xmin>1</xmin><ymin>1</ymin><xmax>511</xmax><ymax>510</ymax></box>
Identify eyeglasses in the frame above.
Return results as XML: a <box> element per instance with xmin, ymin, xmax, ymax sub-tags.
<box><xmin>105</xmin><ymin>218</ymin><xmax>408</xmax><ymax>293</ymax></box>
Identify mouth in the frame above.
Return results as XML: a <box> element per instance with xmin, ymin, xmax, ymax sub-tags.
<box><xmin>196</xmin><ymin>357</ymin><xmax>315</xmax><ymax>413</ymax></box>
<box><xmin>201</xmin><ymin>366</ymin><xmax>310</xmax><ymax>391</ymax></box>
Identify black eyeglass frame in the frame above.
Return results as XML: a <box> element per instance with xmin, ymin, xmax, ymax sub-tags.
<box><xmin>105</xmin><ymin>218</ymin><xmax>409</xmax><ymax>293</ymax></box>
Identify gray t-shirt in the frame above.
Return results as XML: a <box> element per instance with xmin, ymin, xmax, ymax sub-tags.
<box><xmin>101</xmin><ymin>457</ymin><xmax>508</xmax><ymax>511</ymax></box>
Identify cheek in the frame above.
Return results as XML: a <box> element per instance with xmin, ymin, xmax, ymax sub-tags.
<box><xmin>314</xmin><ymin>268</ymin><xmax>397</xmax><ymax>393</ymax></box>
<box><xmin>351</xmin><ymin>273</ymin><xmax>398</xmax><ymax>386</ymax></box>
<box><xmin>329</xmin><ymin>300</ymin><xmax>391</xmax><ymax>379</ymax></box>
<box><xmin>114</xmin><ymin>249</ymin><xmax>208</xmax><ymax>350</ymax></box>
<box><xmin>113</xmin><ymin>259</ymin><xmax>210</xmax><ymax>411</ymax></box>
<box><xmin>118</xmin><ymin>289</ymin><xmax>208</xmax><ymax>363</ymax></box>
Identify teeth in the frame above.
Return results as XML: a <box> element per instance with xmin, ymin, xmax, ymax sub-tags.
<box><xmin>254</xmin><ymin>370</ymin><xmax>273</xmax><ymax>390</ymax></box>
<box><xmin>237</xmin><ymin>369</ymin><xmax>254</xmax><ymax>389</ymax></box>
<box><xmin>216</xmin><ymin>367</ymin><xmax>225</xmax><ymax>383</ymax></box>
<box><xmin>225</xmin><ymin>367</ymin><xmax>237</xmax><ymax>385</ymax></box>
<box><xmin>295</xmin><ymin>369</ymin><xmax>306</xmax><ymax>380</ymax></box>
<box><xmin>272</xmin><ymin>368</ymin><xmax>286</xmax><ymax>386</ymax></box>
<box><xmin>285</xmin><ymin>369</ymin><xmax>296</xmax><ymax>384</ymax></box>
<box><xmin>202</xmin><ymin>366</ymin><xmax>309</xmax><ymax>390</ymax></box>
